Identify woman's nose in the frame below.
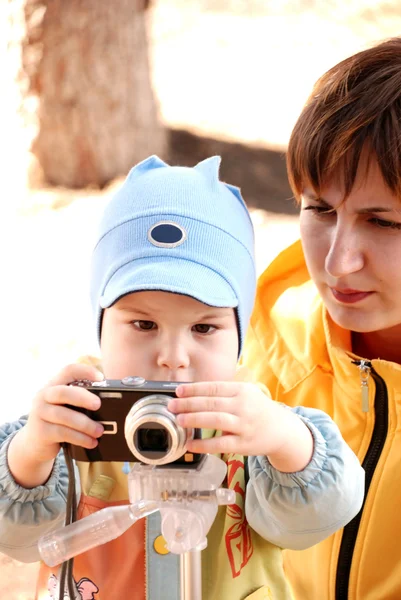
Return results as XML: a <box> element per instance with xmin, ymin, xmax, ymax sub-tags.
<box><xmin>325</xmin><ymin>225</ymin><xmax>365</xmax><ymax>278</ymax></box>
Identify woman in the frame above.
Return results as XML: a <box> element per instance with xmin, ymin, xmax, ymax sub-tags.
<box><xmin>243</xmin><ymin>37</ymin><xmax>401</xmax><ymax>600</ymax></box>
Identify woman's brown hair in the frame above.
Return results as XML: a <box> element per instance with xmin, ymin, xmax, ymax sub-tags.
<box><xmin>287</xmin><ymin>37</ymin><xmax>401</xmax><ymax>201</ymax></box>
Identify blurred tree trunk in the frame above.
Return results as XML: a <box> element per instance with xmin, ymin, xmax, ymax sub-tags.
<box><xmin>20</xmin><ymin>0</ymin><xmax>166</xmax><ymax>188</ymax></box>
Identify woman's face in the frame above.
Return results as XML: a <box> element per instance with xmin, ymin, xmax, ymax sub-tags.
<box><xmin>300</xmin><ymin>159</ymin><xmax>401</xmax><ymax>334</ymax></box>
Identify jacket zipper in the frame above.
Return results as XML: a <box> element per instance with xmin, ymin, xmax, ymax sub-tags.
<box><xmin>335</xmin><ymin>361</ymin><xmax>389</xmax><ymax>600</ymax></box>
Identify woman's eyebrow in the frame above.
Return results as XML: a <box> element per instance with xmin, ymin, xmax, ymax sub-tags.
<box><xmin>303</xmin><ymin>193</ymin><xmax>399</xmax><ymax>214</ymax></box>
<box><xmin>302</xmin><ymin>193</ymin><xmax>332</xmax><ymax>207</ymax></box>
<box><xmin>357</xmin><ymin>206</ymin><xmax>396</xmax><ymax>214</ymax></box>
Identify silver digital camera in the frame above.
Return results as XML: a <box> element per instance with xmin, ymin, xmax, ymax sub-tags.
<box><xmin>67</xmin><ymin>377</ymin><xmax>202</xmax><ymax>467</ymax></box>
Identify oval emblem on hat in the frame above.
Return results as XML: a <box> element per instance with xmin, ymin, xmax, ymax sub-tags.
<box><xmin>148</xmin><ymin>221</ymin><xmax>187</xmax><ymax>248</ymax></box>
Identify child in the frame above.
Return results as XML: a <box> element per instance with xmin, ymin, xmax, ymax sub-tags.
<box><xmin>0</xmin><ymin>156</ymin><xmax>364</xmax><ymax>600</ymax></box>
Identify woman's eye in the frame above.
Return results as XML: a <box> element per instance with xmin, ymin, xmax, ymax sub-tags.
<box><xmin>369</xmin><ymin>217</ymin><xmax>401</xmax><ymax>230</ymax></box>
<box><xmin>132</xmin><ymin>320</ymin><xmax>156</xmax><ymax>331</ymax></box>
<box><xmin>303</xmin><ymin>205</ymin><xmax>334</xmax><ymax>216</ymax></box>
<box><xmin>193</xmin><ymin>324</ymin><xmax>216</xmax><ymax>334</ymax></box>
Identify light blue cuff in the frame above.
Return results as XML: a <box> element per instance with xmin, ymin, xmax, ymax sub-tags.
<box><xmin>0</xmin><ymin>432</ymin><xmax>66</xmax><ymax>511</ymax></box>
<box><xmin>252</xmin><ymin>410</ymin><xmax>327</xmax><ymax>487</ymax></box>
<box><xmin>0</xmin><ymin>419</ymin><xmax>78</xmax><ymax>562</ymax></box>
<box><xmin>245</xmin><ymin>406</ymin><xmax>365</xmax><ymax>550</ymax></box>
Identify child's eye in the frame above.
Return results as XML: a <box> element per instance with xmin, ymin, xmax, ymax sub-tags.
<box><xmin>192</xmin><ymin>324</ymin><xmax>217</xmax><ymax>334</ymax></box>
<box><xmin>132</xmin><ymin>320</ymin><xmax>157</xmax><ymax>331</ymax></box>
<box><xmin>369</xmin><ymin>217</ymin><xmax>401</xmax><ymax>230</ymax></box>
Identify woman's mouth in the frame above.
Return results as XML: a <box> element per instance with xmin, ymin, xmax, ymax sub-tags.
<box><xmin>330</xmin><ymin>288</ymin><xmax>373</xmax><ymax>304</ymax></box>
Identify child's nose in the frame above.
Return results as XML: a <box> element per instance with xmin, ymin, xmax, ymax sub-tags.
<box><xmin>156</xmin><ymin>340</ymin><xmax>190</xmax><ymax>370</ymax></box>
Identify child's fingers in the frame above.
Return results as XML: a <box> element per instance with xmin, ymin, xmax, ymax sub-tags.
<box><xmin>47</xmin><ymin>363</ymin><xmax>104</xmax><ymax>387</ymax></box>
<box><xmin>41</xmin><ymin>385</ymin><xmax>101</xmax><ymax>411</ymax></box>
<box><xmin>176</xmin><ymin>381</ymin><xmax>239</xmax><ymax>399</ymax></box>
<box><xmin>168</xmin><ymin>395</ymin><xmax>236</xmax><ymax>415</ymax></box>
<box><xmin>176</xmin><ymin>411</ymin><xmax>241</xmax><ymax>433</ymax></box>
<box><xmin>186</xmin><ymin>434</ymin><xmax>239</xmax><ymax>455</ymax></box>
<box><xmin>27</xmin><ymin>384</ymin><xmax>104</xmax><ymax>454</ymax></box>
<box><xmin>46</xmin><ymin>423</ymin><xmax>101</xmax><ymax>450</ymax></box>
<box><xmin>40</xmin><ymin>404</ymin><xmax>104</xmax><ymax>441</ymax></box>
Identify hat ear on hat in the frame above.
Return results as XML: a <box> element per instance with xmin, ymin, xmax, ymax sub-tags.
<box><xmin>224</xmin><ymin>183</ymin><xmax>250</xmax><ymax>214</ymax></box>
<box><xmin>194</xmin><ymin>156</ymin><xmax>221</xmax><ymax>188</ymax></box>
<box><xmin>194</xmin><ymin>157</ymin><xmax>249</xmax><ymax>216</ymax></box>
<box><xmin>127</xmin><ymin>155</ymin><xmax>169</xmax><ymax>181</ymax></box>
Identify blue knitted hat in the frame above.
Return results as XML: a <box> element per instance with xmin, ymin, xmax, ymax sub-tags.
<box><xmin>90</xmin><ymin>155</ymin><xmax>256</xmax><ymax>354</ymax></box>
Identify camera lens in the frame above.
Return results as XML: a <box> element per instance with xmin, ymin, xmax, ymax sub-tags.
<box><xmin>125</xmin><ymin>394</ymin><xmax>195</xmax><ymax>465</ymax></box>
<box><xmin>137</xmin><ymin>425</ymin><xmax>170</xmax><ymax>452</ymax></box>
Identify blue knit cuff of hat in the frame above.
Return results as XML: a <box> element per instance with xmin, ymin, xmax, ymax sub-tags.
<box><xmin>90</xmin><ymin>155</ymin><xmax>256</xmax><ymax>355</ymax></box>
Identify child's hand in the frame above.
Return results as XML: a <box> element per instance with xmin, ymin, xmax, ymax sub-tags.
<box><xmin>168</xmin><ymin>382</ymin><xmax>314</xmax><ymax>473</ymax></box>
<box><xmin>24</xmin><ymin>363</ymin><xmax>105</xmax><ymax>462</ymax></box>
<box><xmin>7</xmin><ymin>364</ymin><xmax>104</xmax><ymax>488</ymax></box>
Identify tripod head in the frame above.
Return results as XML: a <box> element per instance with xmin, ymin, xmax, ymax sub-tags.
<box><xmin>39</xmin><ymin>455</ymin><xmax>234</xmax><ymax>566</ymax></box>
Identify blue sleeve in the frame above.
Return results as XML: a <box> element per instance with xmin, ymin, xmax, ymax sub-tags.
<box><xmin>245</xmin><ymin>406</ymin><xmax>365</xmax><ymax>550</ymax></box>
<box><xmin>0</xmin><ymin>418</ymin><xmax>79</xmax><ymax>563</ymax></box>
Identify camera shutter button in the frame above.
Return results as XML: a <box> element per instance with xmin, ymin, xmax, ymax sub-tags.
<box><xmin>122</xmin><ymin>376</ymin><xmax>146</xmax><ymax>386</ymax></box>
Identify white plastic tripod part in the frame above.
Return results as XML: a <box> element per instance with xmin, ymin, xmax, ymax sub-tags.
<box><xmin>38</xmin><ymin>455</ymin><xmax>235</xmax><ymax>566</ymax></box>
<box><xmin>38</xmin><ymin>500</ymin><xmax>159</xmax><ymax>567</ymax></box>
<box><xmin>128</xmin><ymin>454</ymin><xmax>235</xmax><ymax>554</ymax></box>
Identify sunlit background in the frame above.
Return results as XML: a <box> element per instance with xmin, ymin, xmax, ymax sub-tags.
<box><xmin>1</xmin><ymin>1</ymin><xmax>401</xmax><ymax>596</ymax></box>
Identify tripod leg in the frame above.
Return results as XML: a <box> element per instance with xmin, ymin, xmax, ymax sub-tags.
<box><xmin>180</xmin><ymin>550</ymin><xmax>202</xmax><ymax>600</ymax></box>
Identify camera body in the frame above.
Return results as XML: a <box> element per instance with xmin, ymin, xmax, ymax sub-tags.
<box><xmin>67</xmin><ymin>377</ymin><xmax>202</xmax><ymax>467</ymax></box>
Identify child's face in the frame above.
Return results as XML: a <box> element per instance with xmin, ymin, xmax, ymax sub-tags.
<box><xmin>100</xmin><ymin>290</ymin><xmax>239</xmax><ymax>382</ymax></box>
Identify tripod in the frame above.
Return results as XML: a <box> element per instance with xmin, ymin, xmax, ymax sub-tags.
<box><xmin>39</xmin><ymin>455</ymin><xmax>234</xmax><ymax>600</ymax></box>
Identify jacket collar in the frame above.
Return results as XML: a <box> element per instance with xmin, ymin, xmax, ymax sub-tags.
<box><xmin>253</xmin><ymin>239</ymin><xmax>401</xmax><ymax>394</ymax></box>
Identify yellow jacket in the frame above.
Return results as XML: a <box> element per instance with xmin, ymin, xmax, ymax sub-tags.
<box><xmin>242</xmin><ymin>239</ymin><xmax>401</xmax><ymax>600</ymax></box>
